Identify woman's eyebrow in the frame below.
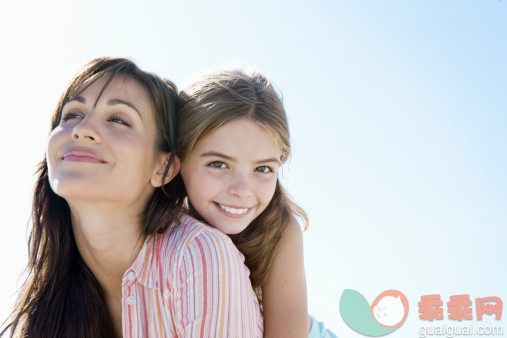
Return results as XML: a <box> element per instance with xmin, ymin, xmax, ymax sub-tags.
<box><xmin>107</xmin><ymin>98</ymin><xmax>142</xmax><ymax>119</ymax></box>
<box><xmin>65</xmin><ymin>96</ymin><xmax>143</xmax><ymax>120</ymax></box>
<box><xmin>67</xmin><ymin>95</ymin><xmax>86</xmax><ymax>104</ymax></box>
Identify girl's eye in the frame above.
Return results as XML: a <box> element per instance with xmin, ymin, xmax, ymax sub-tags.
<box><xmin>109</xmin><ymin>114</ymin><xmax>131</xmax><ymax>127</ymax></box>
<box><xmin>255</xmin><ymin>166</ymin><xmax>273</xmax><ymax>173</ymax></box>
<box><xmin>208</xmin><ymin>161</ymin><xmax>227</xmax><ymax>169</ymax></box>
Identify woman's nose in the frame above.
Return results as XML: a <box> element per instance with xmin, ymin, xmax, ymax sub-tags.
<box><xmin>228</xmin><ymin>173</ymin><xmax>253</xmax><ymax>198</ymax></box>
<box><xmin>71</xmin><ymin>115</ymin><xmax>101</xmax><ymax>143</ymax></box>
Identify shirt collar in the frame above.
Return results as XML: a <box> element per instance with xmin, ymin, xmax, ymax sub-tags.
<box><xmin>124</xmin><ymin>233</ymin><xmax>162</xmax><ymax>289</ymax></box>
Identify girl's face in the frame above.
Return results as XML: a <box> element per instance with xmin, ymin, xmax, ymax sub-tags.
<box><xmin>47</xmin><ymin>75</ymin><xmax>167</xmax><ymax>206</ymax></box>
<box><xmin>180</xmin><ymin>119</ymin><xmax>280</xmax><ymax>234</ymax></box>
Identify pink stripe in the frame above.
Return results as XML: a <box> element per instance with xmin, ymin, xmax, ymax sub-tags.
<box><xmin>127</xmin><ymin>294</ymin><xmax>133</xmax><ymax>335</ymax></box>
<box><xmin>120</xmin><ymin>215</ymin><xmax>262</xmax><ymax>337</ymax></box>
<box><xmin>195</xmin><ymin>237</ymin><xmax>208</xmax><ymax>337</ymax></box>
<box><xmin>140</xmin><ymin>288</ymin><xmax>148</xmax><ymax>334</ymax></box>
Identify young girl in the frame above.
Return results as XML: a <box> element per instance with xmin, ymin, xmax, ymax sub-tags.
<box><xmin>2</xmin><ymin>58</ymin><xmax>262</xmax><ymax>337</ymax></box>
<box><xmin>177</xmin><ymin>70</ymin><xmax>337</xmax><ymax>337</ymax></box>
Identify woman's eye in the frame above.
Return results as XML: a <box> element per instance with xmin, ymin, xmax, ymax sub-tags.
<box><xmin>255</xmin><ymin>166</ymin><xmax>273</xmax><ymax>173</ymax></box>
<box><xmin>208</xmin><ymin>161</ymin><xmax>227</xmax><ymax>169</ymax></box>
<box><xmin>62</xmin><ymin>111</ymin><xmax>83</xmax><ymax>122</ymax></box>
<box><xmin>109</xmin><ymin>114</ymin><xmax>131</xmax><ymax>127</ymax></box>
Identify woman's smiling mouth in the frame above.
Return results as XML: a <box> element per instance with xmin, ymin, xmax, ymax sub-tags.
<box><xmin>61</xmin><ymin>148</ymin><xmax>106</xmax><ymax>163</ymax></box>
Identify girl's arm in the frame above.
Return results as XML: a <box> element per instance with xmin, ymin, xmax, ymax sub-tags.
<box><xmin>262</xmin><ymin>218</ymin><xmax>311</xmax><ymax>338</ymax></box>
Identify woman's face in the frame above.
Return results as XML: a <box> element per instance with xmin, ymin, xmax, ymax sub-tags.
<box><xmin>47</xmin><ymin>75</ymin><xmax>165</xmax><ymax>206</ymax></box>
<box><xmin>180</xmin><ymin>119</ymin><xmax>280</xmax><ymax>234</ymax></box>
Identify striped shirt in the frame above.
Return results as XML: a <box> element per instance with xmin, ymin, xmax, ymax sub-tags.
<box><xmin>121</xmin><ymin>214</ymin><xmax>263</xmax><ymax>337</ymax></box>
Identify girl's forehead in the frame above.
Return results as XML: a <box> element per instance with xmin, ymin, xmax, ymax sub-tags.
<box><xmin>195</xmin><ymin>119</ymin><xmax>282</xmax><ymax>162</ymax></box>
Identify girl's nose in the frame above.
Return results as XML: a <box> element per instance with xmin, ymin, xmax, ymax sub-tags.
<box><xmin>71</xmin><ymin>116</ymin><xmax>101</xmax><ymax>143</ymax></box>
<box><xmin>228</xmin><ymin>173</ymin><xmax>253</xmax><ymax>198</ymax></box>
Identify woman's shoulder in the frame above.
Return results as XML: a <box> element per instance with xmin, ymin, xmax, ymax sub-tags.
<box><xmin>158</xmin><ymin>213</ymin><xmax>238</xmax><ymax>250</ymax></box>
<box><xmin>129</xmin><ymin>213</ymin><xmax>248</xmax><ymax>291</ymax></box>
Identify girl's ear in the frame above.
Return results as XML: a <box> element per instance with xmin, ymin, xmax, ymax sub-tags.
<box><xmin>151</xmin><ymin>153</ymin><xmax>181</xmax><ymax>188</ymax></box>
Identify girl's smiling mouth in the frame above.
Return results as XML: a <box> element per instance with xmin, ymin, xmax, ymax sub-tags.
<box><xmin>214</xmin><ymin>202</ymin><xmax>252</xmax><ymax>217</ymax></box>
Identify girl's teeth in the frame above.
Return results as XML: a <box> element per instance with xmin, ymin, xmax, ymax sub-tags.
<box><xmin>220</xmin><ymin>204</ymin><xmax>247</xmax><ymax>215</ymax></box>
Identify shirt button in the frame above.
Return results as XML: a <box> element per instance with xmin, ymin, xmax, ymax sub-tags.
<box><xmin>127</xmin><ymin>271</ymin><xmax>136</xmax><ymax>281</ymax></box>
<box><xmin>126</xmin><ymin>296</ymin><xmax>135</xmax><ymax>305</ymax></box>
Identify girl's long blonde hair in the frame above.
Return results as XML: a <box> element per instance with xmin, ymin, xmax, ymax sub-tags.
<box><xmin>177</xmin><ymin>69</ymin><xmax>308</xmax><ymax>301</ymax></box>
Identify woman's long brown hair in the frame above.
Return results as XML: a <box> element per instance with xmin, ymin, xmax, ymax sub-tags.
<box><xmin>1</xmin><ymin>57</ymin><xmax>185</xmax><ymax>337</ymax></box>
<box><xmin>177</xmin><ymin>69</ymin><xmax>308</xmax><ymax>303</ymax></box>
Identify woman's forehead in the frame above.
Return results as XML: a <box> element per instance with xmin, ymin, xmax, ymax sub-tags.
<box><xmin>69</xmin><ymin>75</ymin><xmax>153</xmax><ymax>113</ymax></box>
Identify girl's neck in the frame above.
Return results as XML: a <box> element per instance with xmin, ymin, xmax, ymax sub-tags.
<box><xmin>68</xmin><ymin>199</ymin><xmax>147</xmax><ymax>299</ymax></box>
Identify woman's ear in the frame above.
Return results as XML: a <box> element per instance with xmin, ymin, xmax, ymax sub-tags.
<box><xmin>151</xmin><ymin>153</ymin><xmax>181</xmax><ymax>188</ymax></box>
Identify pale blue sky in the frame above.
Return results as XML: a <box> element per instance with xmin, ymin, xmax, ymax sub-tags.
<box><xmin>1</xmin><ymin>1</ymin><xmax>505</xmax><ymax>336</ymax></box>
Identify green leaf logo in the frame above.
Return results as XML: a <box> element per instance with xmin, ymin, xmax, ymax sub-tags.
<box><xmin>340</xmin><ymin>289</ymin><xmax>409</xmax><ymax>336</ymax></box>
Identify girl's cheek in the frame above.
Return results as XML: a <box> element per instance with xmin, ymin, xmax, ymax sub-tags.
<box><xmin>260</xmin><ymin>174</ymin><xmax>278</xmax><ymax>186</ymax></box>
<box><xmin>193</xmin><ymin>170</ymin><xmax>224</xmax><ymax>191</ymax></box>
<box><xmin>201</xmin><ymin>168</ymin><xmax>227</xmax><ymax>181</ymax></box>
<box><xmin>258</xmin><ymin>176</ymin><xmax>278</xmax><ymax>196</ymax></box>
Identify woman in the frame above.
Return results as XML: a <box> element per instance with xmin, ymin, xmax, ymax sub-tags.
<box><xmin>2</xmin><ymin>58</ymin><xmax>262</xmax><ymax>337</ymax></box>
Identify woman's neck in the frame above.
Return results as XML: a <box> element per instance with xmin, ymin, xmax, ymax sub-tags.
<box><xmin>68</xmin><ymin>199</ymin><xmax>147</xmax><ymax>299</ymax></box>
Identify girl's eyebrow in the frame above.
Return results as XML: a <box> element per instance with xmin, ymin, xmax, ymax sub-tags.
<box><xmin>201</xmin><ymin>151</ymin><xmax>280</xmax><ymax>165</ymax></box>
<box><xmin>201</xmin><ymin>151</ymin><xmax>235</xmax><ymax>161</ymax></box>
<box><xmin>66</xmin><ymin>96</ymin><xmax>142</xmax><ymax>119</ymax></box>
<box><xmin>254</xmin><ymin>158</ymin><xmax>280</xmax><ymax>165</ymax></box>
